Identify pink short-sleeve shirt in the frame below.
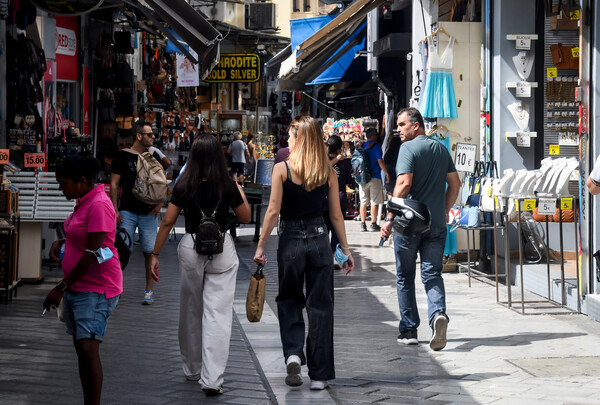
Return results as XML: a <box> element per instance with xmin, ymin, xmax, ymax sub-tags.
<box><xmin>62</xmin><ymin>185</ymin><xmax>123</xmax><ymax>298</ymax></box>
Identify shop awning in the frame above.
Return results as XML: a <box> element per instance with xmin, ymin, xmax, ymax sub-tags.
<box><xmin>278</xmin><ymin>0</ymin><xmax>384</xmax><ymax>91</ymax></box>
<box><xmin>132</xmin><ymin>0</ymin><xmax>222</xmax><ymax>79</ymax></box>
<box><xmin>265</xmin><ymin>44</ymin><xmax>292</xmax><ymax>76</ymax></box>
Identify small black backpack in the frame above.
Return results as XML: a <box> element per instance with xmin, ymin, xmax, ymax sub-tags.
<box><xmin>191</xmin><ymin>203</ymin><xmax>223</xmax><ymax>260</ymax></box>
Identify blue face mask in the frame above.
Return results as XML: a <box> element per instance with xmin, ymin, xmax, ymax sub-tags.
<box><xmin>334</xmin><ymin>244</ymin><xmax>349</xmax><ymax>266</ymax></box>
<box><xmin>86</xmin><ymin>247</ymin><xmax>114</xmax><ymax>264</ymax></box>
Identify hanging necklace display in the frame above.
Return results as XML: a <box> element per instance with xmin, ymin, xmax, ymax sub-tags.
<box><xmin>507</xmin><ymin>101</ymin><xmax>529</xmax><ymax>131</ymax></box>
<box><xmin>512</xmin><ymin>51</ymin><xmax>535</xmax><ymax>80</ymax></box>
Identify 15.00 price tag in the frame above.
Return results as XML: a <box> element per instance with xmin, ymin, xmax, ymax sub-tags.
<box><xmin>24</xmin><ymin>153</ymin><xmax>45</xmax><ymax>168</ymax></box>
<box><xmin>538</xmin><ymin>198</ymin><xmax>556</xmax><ymax>216</ymax></box>
<box><xmin>0</xmin><ymin>149</ymin><xmax>9</xmax><ymax>165</ymax></box>
<box><xmin>454</xmin><ymin>143</ymin><xmax>477</xmax><ymax>172</ymax></box>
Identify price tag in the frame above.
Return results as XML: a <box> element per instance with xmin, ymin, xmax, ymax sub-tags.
<box><xmin>560</xmin><ymin>198</ymin><xmax>573</xmax><ymax>210</ymax></box>
<box><xmin>474</xmin><ymin>183</ymin><xmax>481</xmax><ymax>194</ymax></box>
<box><xmin>25</xmin><ymin>115</ymin><xmax>36</xmax><ymax>125</ymax></box>
<box><xmin>523</xmin><ymin>199</ymin><xmax>536</xmax><ymax>211</ymax></box>
<box><xmin>570</xmin><ymin>10</ymin><xmax>580</xmax><ymax>20</ymax></box>
<box><xmin>454</xmin><ymin>143</ymin><xmax>477</xmax><ymax>172</ymax></box>
<box><xmin>549</xmin><ymin>144</ymin><xmax>560</xmax><ymax>155</ymax></box>
<box><xmin>516</xmin><ymin>37</ymin><xmax>531</xmax><ymax>50</ymax></box>
<box><xmin>494</xmin><ymin>196</ymin><xmax>499</xmax><ymax>209</ymax></box>
<box><xmin>24</xmin><ymin>152</ymin><xmax>45</xmax><ymax>168</ymax></box>
<box><xmin>547</xmin><ymin>67</ymin><xmax>558</xmax><ymax>78</ymax></box>
<box><xmin>487</xmin><ymin>186</ymin><xmax>493</xmax><ymax>197</ymax></box>
<box><xmin>538</xmin><ymin>198</ymin><xmax>556</xmax><ymax>216</ymax></box>
<box><xmin>516</xmin><ymin>81</ymin><xmax>531</xmax><ymax>98</ymax></box>
<box><xmin>62</xmin><ymin>121</ymin><xmax>70</xmax><ymax>130</ymax></box>
<box><xmin>0</xmin><ymin>149</ymin><xmax>9</xmax><ymax>165</ymax></box>
<box><xmin>572</xmin><ymin>47</ymin><xmax>580</xmax><ymax>58</ymax></box>
<box><xmin>514</xmin><ymin>199</ymin><xmax>520</xmax><ymax>212</ymax></box>
<box><xmin>516</xmin><ymin>132</ymin><xmax>530</xmax><ymax>147</ymax></box>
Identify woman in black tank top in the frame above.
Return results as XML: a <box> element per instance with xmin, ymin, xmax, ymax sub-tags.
<box><xmin>254</xmin><ymin>116</ymin><xmax>354</xmax><ymax>390</ymax></box>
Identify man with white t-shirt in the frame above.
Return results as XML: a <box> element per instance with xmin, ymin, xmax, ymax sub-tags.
<box><xmin>228</xmin><ymin>131</ymin><xmax>250</xmax><ymax>184</ymax></box>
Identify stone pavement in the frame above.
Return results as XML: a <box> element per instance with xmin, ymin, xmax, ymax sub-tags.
<box><xmin>2</xmin><ymin>211</ymin><xmax>600</xmax><ymax>404</ymax></box>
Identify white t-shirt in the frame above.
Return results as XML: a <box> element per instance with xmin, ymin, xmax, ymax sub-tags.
<box><xmin>590</xmin><ymin>154</ymin><xmax>600</xmax><ymax>182</ymax></box>
<box><xmin>229</xmin><ymin>140</ymin><xmax>247</xmax><ymax>164</ymax></box>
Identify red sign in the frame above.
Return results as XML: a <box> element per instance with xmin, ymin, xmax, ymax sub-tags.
<box><xmin>0</xmin><ymin>149</ymin><xmax>9</xmax><ymax>165</ymax></box>
<box><xmin>55</xmin><ymin>16</ymin><xmax>79</xmax><ymax>81</ymax></box>
<box><xmin>24</xmin><ymin>153</ymin><xmax>46</xmax><ymax>168</ymax></box>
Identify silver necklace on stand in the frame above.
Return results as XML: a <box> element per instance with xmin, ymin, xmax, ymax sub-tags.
<box><xmin>512</xmin><ymin>51</ymin><xmax>535</xmax><ymax>81</ymax></box>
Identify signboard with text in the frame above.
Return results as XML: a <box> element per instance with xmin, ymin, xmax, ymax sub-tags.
<box><xmin>204</xmin><ymin>54</ymin><xmax>261</xmax><ymax>83</ymax></box>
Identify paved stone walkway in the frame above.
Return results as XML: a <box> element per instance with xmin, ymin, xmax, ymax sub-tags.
<box><xmin>2</xmin><ymin>207</ymin><xmax>600</xmax><ymax>404</ymax></box>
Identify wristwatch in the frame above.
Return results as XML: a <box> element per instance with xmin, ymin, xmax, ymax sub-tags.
<box><xmin>56</xmin><ymin>279</ymin><xmax>68</xmax><ymax>292</ymax></box>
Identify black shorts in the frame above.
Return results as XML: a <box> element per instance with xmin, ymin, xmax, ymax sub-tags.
<box><xmin>231</xmin><ymin>162</ymin><xmax>245</xmax><ymax>175</ymax></box>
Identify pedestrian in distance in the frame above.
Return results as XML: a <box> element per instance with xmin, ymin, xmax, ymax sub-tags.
<box><xmin>110</xmin><ymin>120</ymin><xmax>164</xmax><ymax>305</ymax></box>
<box><xmin>150</xmin><ymin>134</ymin><xmax>251</xmax><ymax>396</ymax></box>
<box><xmin>43</xmin><ymin>156</ymin><xmax>122</xmax><ymax>405</ymax></box>
<box><xmin>228</xmin><ymin>131</ymin><xmax>250</xmax><ymax>185</ymax></box>
<box><xmin>253</xmin><ymin>116</ymin><xmax>355</xmax><ymax>390</ymax></box>
<box><xmin>380</xmin><ymin>107</ymin><xmax>461</xmax><ymax>351</ymax></box>
<box><xmin>357</xmin><ymin>128</ymin><xmax>390</xmax><ymax>232</ymax></box>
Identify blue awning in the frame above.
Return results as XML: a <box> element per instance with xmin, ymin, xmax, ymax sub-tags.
<box><xmin>278</xmin><ymin>0</ymin><xmax>383</xmax><ymax>91</ymax></box>
<box><xmin>290</xmin><ymin>16</ymin><xmax>369</xmax><ymax>86</ymax></box>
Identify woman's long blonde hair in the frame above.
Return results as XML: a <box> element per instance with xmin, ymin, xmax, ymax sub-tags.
<box><xmin>288</xmin><ymin>116</ymin><xmax>332</xmax><ymax>191</ymax></box>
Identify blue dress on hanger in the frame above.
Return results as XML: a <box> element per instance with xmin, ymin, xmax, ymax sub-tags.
<box><xmin>420</xmin><ymin>35</ymin><xmax>458</xmax><ymax>119</ymax></box>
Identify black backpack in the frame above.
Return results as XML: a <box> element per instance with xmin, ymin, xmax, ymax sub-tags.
<box><xmin>190</xmin><ymin>203</ymin><xmax>223</xmax><ymax>260</ymax></box>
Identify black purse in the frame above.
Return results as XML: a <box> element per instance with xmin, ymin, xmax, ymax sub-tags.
<box><xmin>114</xmin><ymin>227</ymin><xmax>131</xmax><ymax>270</ymax></box>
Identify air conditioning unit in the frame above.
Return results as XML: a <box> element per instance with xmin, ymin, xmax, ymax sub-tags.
<box><xmin>196</xmin><ymin>1</ymin><xmax>245</xmax><ymax>27</ymax></box>
<box><xmin>247</xmin><ymin>2</ymin><xmax>277</xmax><ymax>30</ymax></box>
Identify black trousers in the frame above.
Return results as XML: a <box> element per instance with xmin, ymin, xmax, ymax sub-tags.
<box><xmin>276</xmin><ymin>217</ymin><xmax>335</xmax><ymax>381</ymax></box>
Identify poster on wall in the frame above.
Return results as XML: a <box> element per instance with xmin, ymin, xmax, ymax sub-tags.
<box><xmin>176</xmin><ymin>50</ymin><xmax>199</xmax><ymax>87</ymax></box>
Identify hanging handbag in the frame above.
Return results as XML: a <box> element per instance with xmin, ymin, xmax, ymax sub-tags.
<box><xmin>550</xmin><ymin>43</ymin><xmax>579</xmax><ymax>70</ymax></box>
<box><xmin>549</xmin><ymin>5</ymin><xmax>579</xmax><ymax>30</ymax></box>
<box><xmin>458</xmin><ymin>206</ymin><xmax>481</xmax><ymax>228</ymax></box>
<box><xmin>246</xmin><ymin>265</ymin><xmax>266</xmax><ymax>322</ymax></box>
<box><xmin>480</xmin><ymin>162</ymin><xmax>499</xmax><ymax>213</ymax></box>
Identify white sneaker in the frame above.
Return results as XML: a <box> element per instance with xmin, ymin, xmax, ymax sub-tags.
<box><xmin>285</xmin><ymin>355</ymin><xmax>302</xmax><ymax>386</ymax></box>
<box><xmin>310</xmin><ymin>380</ymin><xmax>329</xmax><ymax>390</ymax></box>
<box><xmin>429</xmin><ymin>314</ymin><xmax>448</xmax><ymax>351</ymax></box>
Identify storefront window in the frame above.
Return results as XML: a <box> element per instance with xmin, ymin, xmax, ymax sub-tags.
<box><xmin>56</xmin><ymin>81</ymin><xmax>79</xmax><ymax>126</ymax></box>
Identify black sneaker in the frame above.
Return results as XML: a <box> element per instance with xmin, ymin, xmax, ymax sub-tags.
<box><xmin>202</xmin><ymin>386</ymin><xmax>223</xmax><ymax>396</ymax></box>
<box><xmin>429</xmin><ymin>314</ymin><xmax>448</xmax><ymax>351</ymax></box>
<box><xmin>397</xmin><ymin>330</ymin><xmax>418</xmax><ymax>345</ymax></box>
<box><xmin>369</xmin><ymin>223</ymin><xmax>381</xmax><ymax>232</ymax></box>
<box><xmin>360</xmin><ymin>222</ymin><xmax>368</xmax><ymax>232</ymax></box>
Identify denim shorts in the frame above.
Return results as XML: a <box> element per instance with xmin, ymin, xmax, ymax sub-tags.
<box><xmin>120</xmin><ymin>210</ymin><xmax>158</xmax><ymax>253</ymax></box>
<box><xmin>63</xmin><ymin>290</ymin><xmax>120</xmax><ymax>341</ymax></box>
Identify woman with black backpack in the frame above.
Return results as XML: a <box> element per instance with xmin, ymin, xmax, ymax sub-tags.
<box><xmin>150</xmin><ymin>135</ymin><xmax>250</xmax><ymax>396</ymax></box>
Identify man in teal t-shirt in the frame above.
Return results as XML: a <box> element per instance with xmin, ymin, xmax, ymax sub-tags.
<box><xmin>380</xmin><ymin>107</ymin><xmax>460</xmax><ymax>351</ymax></box>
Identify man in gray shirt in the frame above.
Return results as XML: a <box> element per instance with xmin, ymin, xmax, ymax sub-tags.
<box><xmin>380</xmin><ymin>107</ymin><xmax>460</xmax><ymax>351</ymax></box>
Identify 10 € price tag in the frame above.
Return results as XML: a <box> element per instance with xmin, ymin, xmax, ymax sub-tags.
<box><xmin>0</xmin><ymin>149</ymin><xmax>9</xmax><ymax>165</ymax></box>
<box><xmin>454</xmin><ymin>143</ymin><xmax>477</xmax><ymax>172</ymax></box>
<box><xmin>560</xmin><ymin>198</ymin><xmax>573</xmax><ymax>210</ymax></box>
<box><xmin>24</xmin><ymin>153</ymin><xmax>45</xmax><ymax>168</ymax></box>
<box><xmin>538</xmin><ymin>198</ymin><xmax>556</xmax><ymax>215</ymax></box>
<box><xmin>523</xmin><ymin>199</ymin><xmax>536</xmax><ymax>211</ymax></box>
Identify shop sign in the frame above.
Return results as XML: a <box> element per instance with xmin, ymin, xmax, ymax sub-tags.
<box><xmin>55</xmin><ymin>17</ymin><xmax>79</xmax><ymax>81</ymax></box>
<box><xmin>56</xmin><ymin>26</ymin><xmax>77</xmax><ymax>56</ymax></box>
<box><xmin>204</xmin><ymin>54</ymin><xmax>261</xmax><ymax>83</ymax></box>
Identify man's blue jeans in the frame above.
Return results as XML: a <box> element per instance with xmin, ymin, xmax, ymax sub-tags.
<box><xmin>393</xmin><ymin>225</ymin><xmax>448</xmax><ymax>333</ymax></box>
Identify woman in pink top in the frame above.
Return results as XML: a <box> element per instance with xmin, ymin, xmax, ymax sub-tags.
<box><xmin>43</xmin><ymin>156</ymin><xmax>122</xmax><ymax>405</ymax></box>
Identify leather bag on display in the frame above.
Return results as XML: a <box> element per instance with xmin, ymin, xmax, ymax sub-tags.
<box><xmin>550</xmin><ymin>5</ymin><xmax>579</xmax><ymax>30</ymax></box>
<box><xmin>550</xmin><ymin>43</ymin><xmax>579</xmax><ymax>70</ymax></box>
